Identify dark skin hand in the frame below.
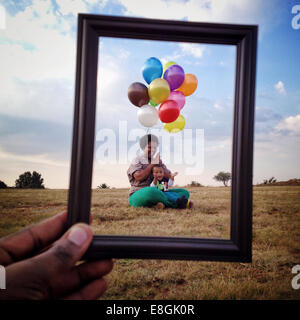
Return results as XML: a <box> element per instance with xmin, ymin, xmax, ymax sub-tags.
<box><xmin>0</xmin><ymin>211</ymin><xmax>113</xmax><ymax>300</ymax></box>
<box><xmin>153</xmin><ymin>177</ymin><xmax>158</xmax><ymax>185</ymax></box>
<box><xmin>134</xmin><ymin>152</ymin><xmax>160</xmax><ymax>182</ymax></box>
<box><xmin>134</xmin><ymin>153</ymin><xmax>171</xmax><ymax>182</ymax></box>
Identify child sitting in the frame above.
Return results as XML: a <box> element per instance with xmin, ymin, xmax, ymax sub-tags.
<box><xmin>150</xmin><ymin>164</ymin><xmax>188</xmax><ymax>209</ymax></box>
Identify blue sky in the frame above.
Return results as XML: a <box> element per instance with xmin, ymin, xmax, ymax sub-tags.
<box><xmin>0</xmin><ymin>0</ymin><xmax>299</xmax><ymax>188</ymax></box>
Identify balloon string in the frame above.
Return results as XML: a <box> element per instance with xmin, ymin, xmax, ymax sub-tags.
<box><xmin>146</xmin><ymin>128</ymin><xmax>151</xmax><ymax>134</ymax></box>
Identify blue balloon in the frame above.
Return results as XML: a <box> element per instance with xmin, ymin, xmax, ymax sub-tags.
<box><xmin>142</xmin><ymin>57</ymin><xmax>163</xmax><ymax>84</ymax></box>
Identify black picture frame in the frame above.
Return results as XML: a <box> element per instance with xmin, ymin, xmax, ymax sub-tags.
<box><xmin>67</xmin><ymin>13</ymin><xmax>258</xmax><ymax>262</ymax></box>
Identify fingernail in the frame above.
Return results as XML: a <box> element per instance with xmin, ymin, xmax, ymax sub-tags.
<box><xmin>68</xmin><ymin>226</ymin><xmax>87</xmax><ymax>246</ymax></box>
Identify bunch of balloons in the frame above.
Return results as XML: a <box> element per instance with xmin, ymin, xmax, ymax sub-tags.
<box><xmin>128</xmin><ymin>57</ymin><xmax>198</xmax><ymax>133</ymax></box>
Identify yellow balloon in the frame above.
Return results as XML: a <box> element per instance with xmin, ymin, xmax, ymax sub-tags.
<box><xmin>148</xmin><ymin>78</ymin><xmax>170</xmax><ymax>105</ymax></box>
<box><xmin>163</xmin><ymin>61</ymin><xmax>177</xmax><ymax>75</ymax></box>
<box><xmin>164</xmin><ymin>114</ymin><xmax>186</xmax><ymax>133</ymax></box>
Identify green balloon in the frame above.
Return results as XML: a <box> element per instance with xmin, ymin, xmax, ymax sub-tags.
<box><xmin>149</xmin><ymin>99</ymin><xmax>158</xmax><ymax>107</ymax></box>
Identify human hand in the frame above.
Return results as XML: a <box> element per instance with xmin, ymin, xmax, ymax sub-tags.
<box><xmin>171</xmin><ymin>172</ymin><xmax>178</xmax><ymax>180</ymax></box>
<box><xmin>0</xmin><ymin>211</ymin><xmax>113</xmax><ymax>300</ymax></box>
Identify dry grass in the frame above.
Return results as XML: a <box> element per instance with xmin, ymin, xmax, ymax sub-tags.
<box><xmin>0</xmin><ymin>186</ymin><xmax>299</xmax><ymax>299</ymax></box>
<box><xmin>91</xmin><ymin>187</ymin><xmax>231</xmax><ymax>239</ymax></box>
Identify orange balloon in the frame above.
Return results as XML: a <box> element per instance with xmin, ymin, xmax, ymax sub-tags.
<box><xmin>176</xmin><ymin>74</ymin><xmax>198</xmax><ymax>96</ymax></box>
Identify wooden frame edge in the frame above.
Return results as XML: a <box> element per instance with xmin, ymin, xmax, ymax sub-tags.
<box><xmin>67</xmin><ymin>14</ymin><xmax>258</xmax><ymax>262</ymax></box>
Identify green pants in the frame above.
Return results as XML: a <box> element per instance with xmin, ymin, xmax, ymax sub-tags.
<box><xmin>129</xmin><ymin>187</ymin><xmax>190</xmax><ymax>208</ymax></box>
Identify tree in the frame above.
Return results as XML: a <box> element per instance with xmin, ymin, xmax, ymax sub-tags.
<box><xmin>15</xmin><ymin>171</ymin><xmax>45</xmax><ymax>189</ymax></box>
<box><xmin>0</xmin><ymin>180</ymin><xmax>7</xmax><ymax>189</ymax></box>
<box><xmin>263</xmin><ymin>177</ymin><xmax>277</xmax><ymax>185</ymax></box>
<box><xmin>268</xmin><ymin>177</ymin><xmax>277</xmax><ymax>184</ymax></box>
<box><xmin>189</xmin><ymin>181</ymin><xmax>203</xmax><ymax>187</ymax></box>
<box><xmin>97</xmin><ymin>183</ymin><xmax>110</xmax><ymax>189</ymax></box>
<box><xmin>213</xmin><ymin>171</ymin><xmax>231</xmax><ymax>187</ymax></box>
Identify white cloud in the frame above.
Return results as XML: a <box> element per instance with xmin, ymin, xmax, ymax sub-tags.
<box><xmin>254</xmin><ymin>130</ymin><xmax>300</xmax><ymax>183</ymax></box>
<box><xmin>117</xmin><ymin>0</ymin><xmax>282</xmax><ymax>38</ymax></box>
<box><xmin>56</xmin><ymin>0</ymin><xmax>88</xmax><ymax>16</ymax></box>
<box><xmin>0</xmin><ymin>1</ymin><xmax>78</xmax><ymax>122</ymax></box>
<box><xmin>0</xmin><ymin>1</ymin><xmax>134</xmax><ymax>125</ymax></box>
<box><xmin>0</xmin><ymin>39</ymin><xmax>76</xmax><ymax>82</ymax></box>
<box><xmin>31</xmin><ymin>0</ymin><xmax>55</xmax><ymax>18</ymax></box>
<box><xmin>179</xmin><ymin>43</ymin><xmax>206</xmax><ymax>58</ymax></box>
<box><xmin>118</xmin><ymin>48</ymin><xmax>131</xmax><ymax>59</ymax></box>
<box><xmin>274</xmin><ymin>81</ymin><xmax>286</xmax><ymax>95</ymax></box>
<box><xmin>161</xmin><ymin>43</ymin><xmax>206</xmax><ymax>66</ymax></box>
<box><xmin>160</xmin><ymin>53</ymin><xmax>183</xmax><ymax>66</ymax></box>
<box><xmin>275</xmin><ymin>114</ymin><xmax>300</xmax><ymax>135</ymax></box>
<box><xmin>1</xmin><ymin>1</ymin><xmax>76</xmax><ymax>80</ymax></box>
<box><xmin>86</xmin><ymin>0</ymin><xmax>109</xmax><ymax>7</ymax></box>
<box><xmin>0</xmin><ymin>78</ymin><xmax>74</xmax><ymax>125</ymax></box>
<box><xmin>205</xmin><ymin>138</ymin><xmax>232</xmax><ymax>153</ymax></box>
<box><xmin>0</xmin><ymin>4</ymin><xmax>6</xmax><ymax>29</ymax></box>
<box><xmin>97</xmin><ymin>48</ymin><xmax>131</xmax><ymax>103</ymax></box>
<box><xmin>214</xmin><ymin>101</ymin><xmax>224</xmax><ymax>111</ymax></box>
<box><xmin>0</xmin><ymin>146</ymin><xmax>69</xmax><ymax>168</ymax></box>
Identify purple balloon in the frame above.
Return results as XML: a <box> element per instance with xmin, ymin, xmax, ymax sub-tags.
<box><xmin>163</xmin><ymin>65</ymin><xmax>185</xmax><ymax>91</ymax></box>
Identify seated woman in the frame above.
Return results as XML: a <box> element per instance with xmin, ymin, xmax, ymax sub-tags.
<box><xmin>127</xmin><ymin>134</ymin><xmax>193</xmax><ymax>209</ymax></box>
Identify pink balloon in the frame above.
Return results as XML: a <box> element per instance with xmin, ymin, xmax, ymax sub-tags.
<box><xmin>168</xmin><ymin>91</ymin><xmax>185</xmax><ymax>110</ymax></box>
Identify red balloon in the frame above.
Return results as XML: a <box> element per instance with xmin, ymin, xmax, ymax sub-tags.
<box><xmin>159</xmin><ymin>100</ymin><xmax>180</xmax><ymax>123</ymax></box>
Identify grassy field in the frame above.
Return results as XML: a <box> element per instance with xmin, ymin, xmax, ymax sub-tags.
<box><xmin>0</xmin><ymin>186</ymin><xmax>299</xmax><ymax>299</ymax></box>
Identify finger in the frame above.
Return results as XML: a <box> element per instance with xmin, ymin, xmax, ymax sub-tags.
<box><xmin>0</xmin><ymin>211</ymin><xmax>68</xmax><ymax>266</ymax></box>
<box><xmin>8</xmin><ymin>224</ymin><xmax>110</xmax><ymax>300</ymax></box>
<box><xmin>35</xmin><ymin>223</ymin><xmax>93</xmax><ymax>272</ymax></box>
<box><xmin>76</xmin><ymin>259</ymin><xmax>113</xmax><ymax>282</ymax></box>
<box><xmin>63</xmin><ymin>278</ymin><xmax>108</xmax><ymax>300</ymax></box>
<box><xmin>37</xmin><ymin>212</ymin><xmax>94</xmax><ymax>255</ymax></box>
<box><xmin>51</xmin><ymin>259</ymin><xmax>113</xmax><ymax>297</ymax></box>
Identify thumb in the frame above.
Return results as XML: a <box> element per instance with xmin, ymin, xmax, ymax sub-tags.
<box><xmin>36</xmin><ymin>223</ymin><xmax>93</xmax><ymax>272</ymax></box>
